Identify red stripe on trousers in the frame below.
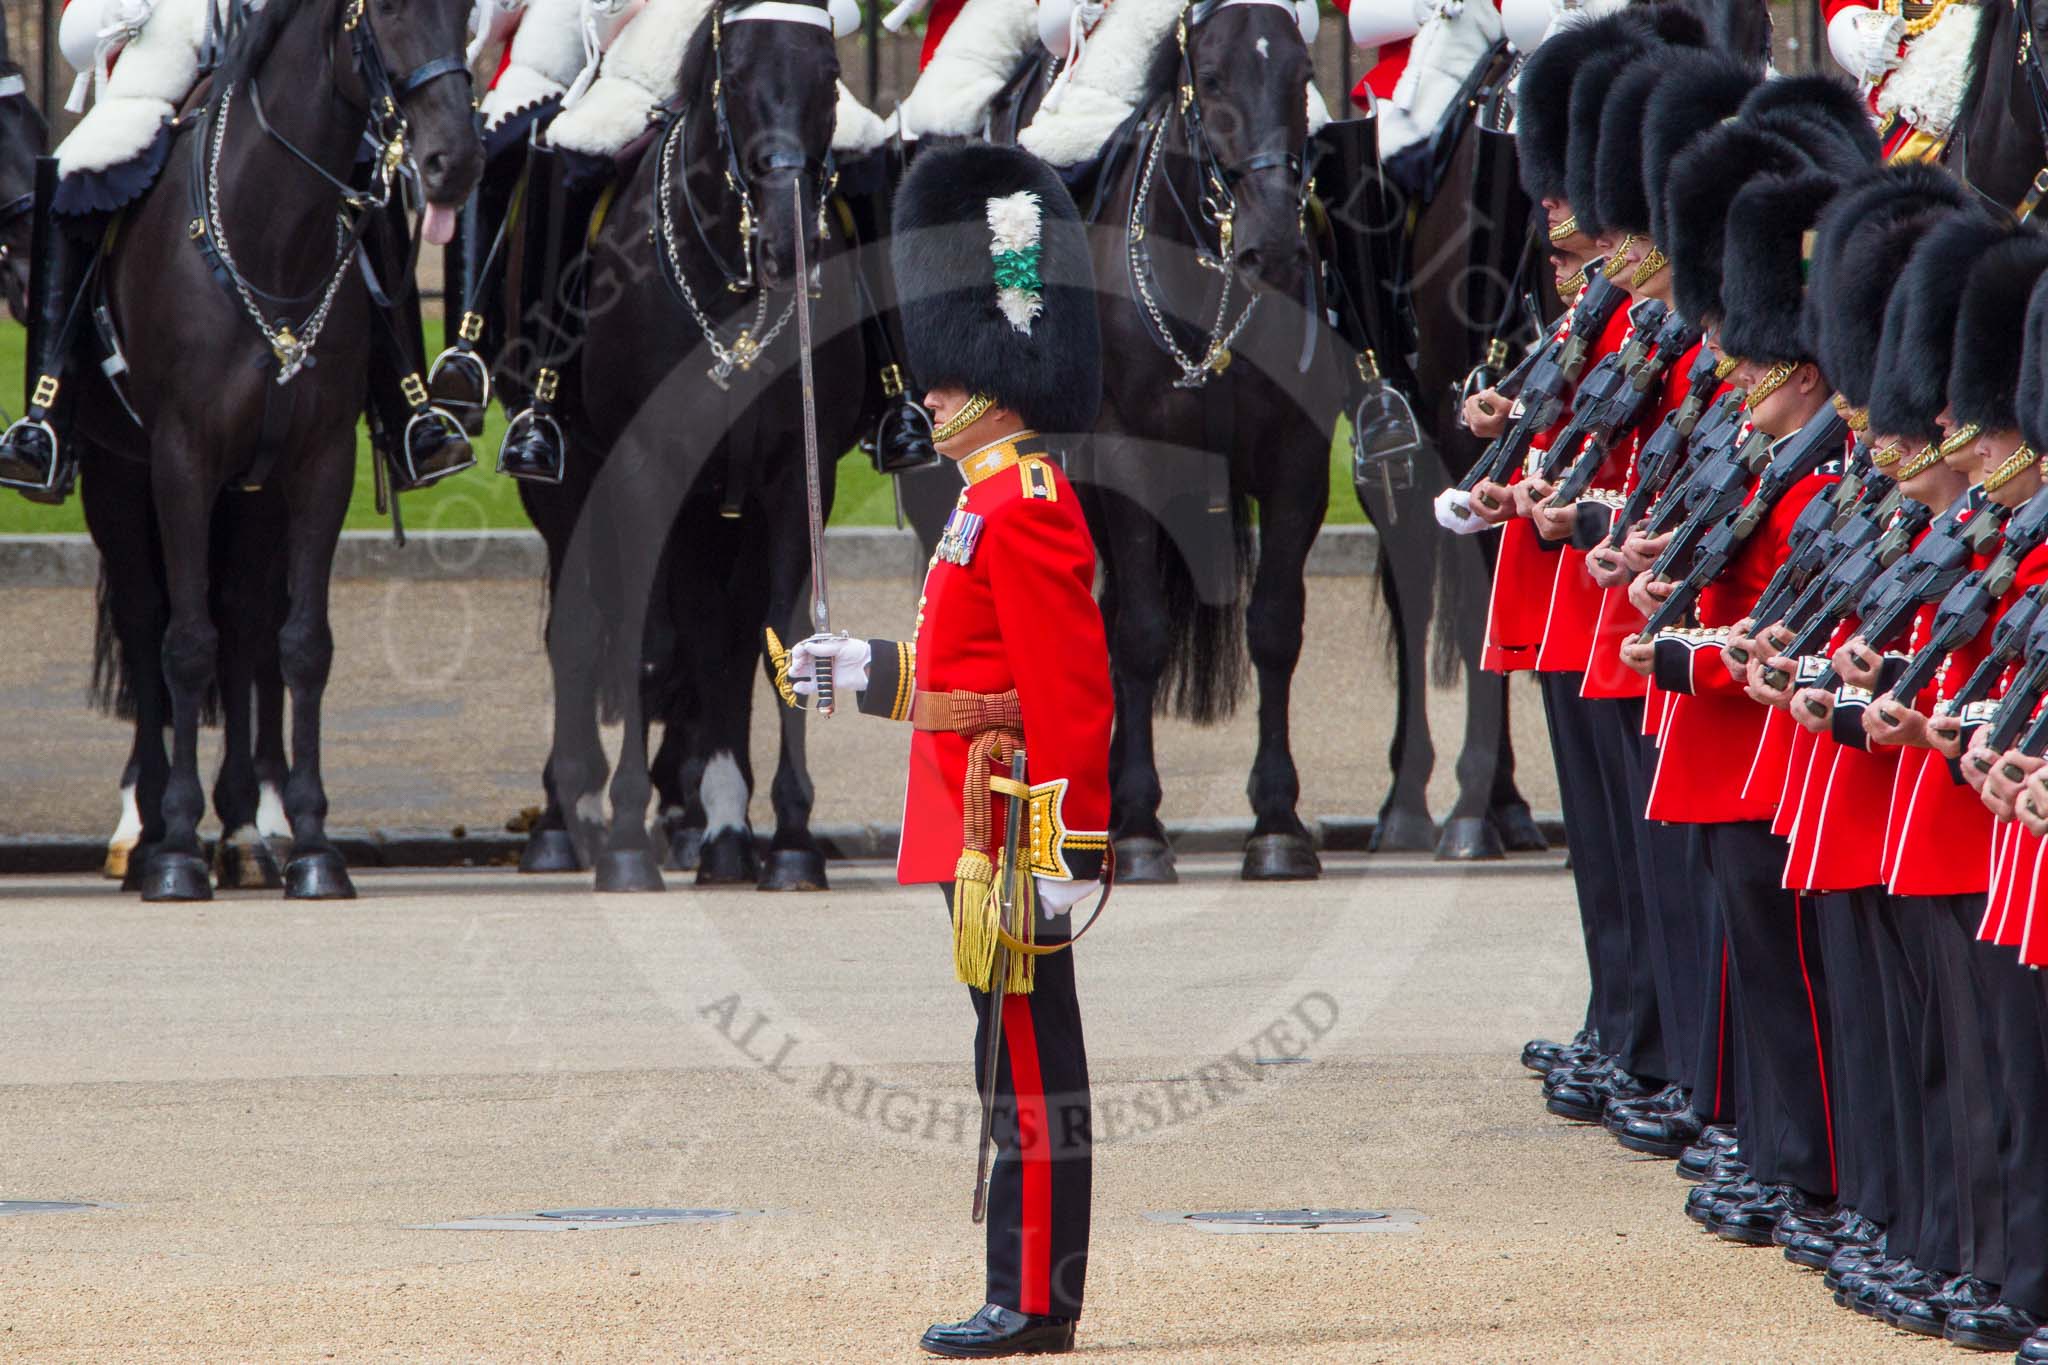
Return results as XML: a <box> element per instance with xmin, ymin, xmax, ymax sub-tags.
<box><xmin>1794</xmin><ymin>896</ymin><xmax>1838</xmax><ymax>1193</ymax></box>
<box><xmin>1002</xmin><ymin>995</ymin><xmax>1052</xmax><ymax>1316</ymax></box>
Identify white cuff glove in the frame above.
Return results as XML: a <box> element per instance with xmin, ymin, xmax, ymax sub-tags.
<box><xmin>788</xmin><ymin>634</ymin><xmax>872</xmax><ymax>697</ymax></box>
<box><xmin>1828</xmin><ymin>5</ymin><xmax>1904</xmax><ymax>84</ymax></box>
<box><xmin>1035</xmin><ymin>877</ymin><xmax>1099</xmax><ymax>916</ymax></box>
<box><xmin>1434</xmin><ymin>486</ymin><xmax>1491</xmax><ymax>535</ymax></box>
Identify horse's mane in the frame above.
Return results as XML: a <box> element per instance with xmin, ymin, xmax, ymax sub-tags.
<box><xmin>216</xmin><ymin>0</ymin><xmax>319</xmax><ymax>94</ymax></box>
<box><xmin>1952</xmin><ymin>0</ymin><xmax>2010</xmax><ymax>145</ymax></box>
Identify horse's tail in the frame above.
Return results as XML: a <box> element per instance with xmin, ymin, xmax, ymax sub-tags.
<box><xmin>1159</xmin><ymin>495</ymin><xmax>1253</xmax><ymax>724</ymax></box>
<box><xmin>89</xmin><ymin>565</ymin><xmax>135</xmax><ymax>719</ymax></box>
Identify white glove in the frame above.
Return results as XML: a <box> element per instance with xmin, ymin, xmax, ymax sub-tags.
<box><xmin>1349</xmin><ymin>0</ymin><xmax>1429</xmax><ymax>48</ymax></box>
<box><xmin>788</xmin><ymin>634</ymin><xmax>872</xmax><ymax>697</ymax></box>
<box><xmin>1434</xmin><ymin>486</ymin><xmax>1492</xmax><ymax>535</ymax></box>
<box><xmin>1035</xmin><ymin>877</ymin><xmax>1099</xmax><ymax>916</ymax></box>
<box><xmin>1827</xmin><ymin>5</ymin><xmax>1904</xmax><ymax>84</ymax></box>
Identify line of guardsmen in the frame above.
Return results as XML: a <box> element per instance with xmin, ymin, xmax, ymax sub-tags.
<box><xmin>1442</xmin><ymin>6</ymin><xmax>2048</xmax><ymax>1357</ymax></box>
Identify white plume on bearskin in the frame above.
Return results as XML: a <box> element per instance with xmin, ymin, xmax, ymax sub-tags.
<box><xmin>478</xmin><ymin>0</ymin><xmax>590</xmax><ymax>131</ymax></box>
<box><xmin>1875</xmin><ymin>0</ymin><xmax>1981</xmax><ymax>140</ymax></box>
<box><xmin>985</xmin><ymin>190</ymin><xmax>1044</xmax><ymax>334</ymax></box>
<box><xmin>896</xmin><ymin>0</ymin><xmax>1038</xmax><ymax>138</ymax></box>
<box><xmin>56</xmin><ymin>0</ymin><xmax>225</xmax><ymax>176</ymax></box>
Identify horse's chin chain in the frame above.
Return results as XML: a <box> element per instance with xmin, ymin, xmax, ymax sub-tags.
<box><xmin>655</xmin><ymin>114</ymin><xmax>795</xmax><ymax>390</ymax></box>
<box><xmin>1129</xmin><ymin>114</ymin><xmax>1260</xmax><ymax>390</ymax></box>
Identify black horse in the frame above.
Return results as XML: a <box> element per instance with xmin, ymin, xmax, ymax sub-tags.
<box><xmin>511</xmin><ymin>0</ymin><xmax>864</xmax><ymax>892</ymax></box>
<box><xmin>76</xmin><ymin>0</ymin><xmax>481</xmax><ymax>900</ymax></box>
<box><xmin>0</xmin><ymin>18</ymin><xmax>43</xmax><ymax>318</ymax></box>
<box><xmin>1953</xmin><ymin>0</ymin><xmax>2048</xmax><ymax>207</ymax></box>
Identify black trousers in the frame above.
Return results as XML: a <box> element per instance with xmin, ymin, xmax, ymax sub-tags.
<box><xmin>1921</xmin><ymin>894</ymin><xmax>2004</xmax><ymax>1284</ymax></box>
<box><xmin>946</xmin><ymin>888</ymin><xmax>1092</xmax><ymax>1319</ymax></box>
<box><xmin>1870</xmin><ymin>895</ymin><xmax>1959</xmax><ymax>1273</ymax></box>
<box><xmin>1812</xmin><ymin>889</ymin><xmax>1895</xmax><ymax>1227</ymax></box>
<box><xmin>1699</xmin><ymin>820</ymin><xmax>1835</xmax><ymax>1199</ymax></box>
<box><xmin>1540</xmin><ymin>674</ymin><xmax>1664</xmax><ymax>1078</ymax></box>
<box><xmin>1969</xmin><ymin>926</ymin><xmax>2048</xmax><ymax>1314</ymax></box>
<box><xmin>1620</xmin><ymin>718</ymin><xmax>1719</xmax><ymax>1101</ymax></box>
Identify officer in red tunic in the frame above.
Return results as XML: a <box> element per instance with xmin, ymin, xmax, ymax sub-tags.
<box><xmin>791</xmin><ymin>142</ymin><xmax>1109</xmax><ymax>1361</ymax></box>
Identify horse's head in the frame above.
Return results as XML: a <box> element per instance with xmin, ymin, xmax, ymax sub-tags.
<box><xmin>715</xmin><ymin>0</ymin><xmax>843</xmax><ymax>291</ymax></box>
<box><xmin>0</xmin><ymin>66</ymin><xmax>46</xmax><ymax>323</ymax></box>
<box><xmin>1185</xmin><ymin>0</ymin><xmax>1313</xmax><ymax>295</ymax></box>
<box><xmin>348</xmin><ymin>0</ymin><xmax>484</xmax><ymax>230</ymax></box>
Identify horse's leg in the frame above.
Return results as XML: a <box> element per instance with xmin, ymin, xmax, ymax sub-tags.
<box><xmin>1239</xmin><ymin>431</ymin><xmax>1325</xmax><ymax>882</ymax></box>
<box><xmin>757</xmin><ymin>474</ymin><xmax>827</xmax><ymax>893</ymax></box>
<box><xmin>675</xmin><ymin>524</ymin><xmax>759</xmax><ymax>887</ymax></box>
<box><xmin>652</xmin><ymin>714</ymin><xmax>708</xmax><ymax>871</ymax></box>
<box><xmin>210</xmin><ymin>509</ymin><xmax>283</xmax><ymax>890</ymax></box>
<box><xmin>1099</xmin><ymin>463</ymin><xmax>1177</xmax><ymax>885</ymax></box>
<box><xmin>1366</xmin><ymin>508</ymin><xmax>1439</xmax><ymax>852</ymax></box>
<box><xmin>137</xmin><ymin>440</ymin><xmax>220</xmax><ymax>902</ymax></box>
<box><xmin>588</xmin><ymin>445</ymin><xmax>670</xmax><ymax>893</ymax></box>
<box><xmin>106</xmin><ymin>740</ymin><xmax>143</xmax><ymax>881</ymax></box>
<box><xmin>274</xmin><ymin>432</ymin><xmax>356</xmax><ymax>900</ymax></box>
<box><xmin>519</xmin><ymin>476</ymin><xmax>596</xmax><ymax>873</ymax></box>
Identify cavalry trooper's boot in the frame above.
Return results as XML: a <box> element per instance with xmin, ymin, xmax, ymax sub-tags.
<box><xmin>0</xmin><ymin>158</ymin><xmax>91</xmax><ymax>505</ymax></box>
<box><xmin>426</xmin><ymin>192</ymin><xmax>493</xmax><ymax>437</ymax></box>
<box><xmin>841</xmin><ymin>141</ymin><xmax>936</xmax><ymax>475</ymax></box>
<box><xmin>365</xmin><ymin>208</ymin><xmax>473</xmax><ymax>492</ymax></box>
<box><xmin>497</xmin><ymin>142</ymin><xmax>572</xmax><ymax>484</ymax></box>
<box><xmin>1311</xmin><ymin>115</ymin><xmax>1422</xmax><ymax>502</ymax></box>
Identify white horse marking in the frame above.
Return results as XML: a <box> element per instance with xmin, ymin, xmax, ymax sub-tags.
<box><xmin>701</xmin><ymin>751</ymin><xmax>749</xmax><ymax>838</ymax></box>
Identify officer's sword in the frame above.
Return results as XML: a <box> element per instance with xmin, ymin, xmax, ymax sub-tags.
<box><xmin>793</xmin><ymin>176</ymin><xmax>838</xmax><ymax>715</ymax></box>
<box><xmin>973</xmin><ymin>749</ymin><xmax>1030</xmax><ymax>1224</ymax></box>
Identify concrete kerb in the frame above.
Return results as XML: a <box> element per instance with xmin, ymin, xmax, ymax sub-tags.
<box><xmin>0</xmin><ymin>525</ymin><xmax>1383</xmax><ymax>587</ymax></box>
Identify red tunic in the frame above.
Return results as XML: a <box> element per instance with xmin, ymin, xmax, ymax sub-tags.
<box><xmin>860</xmin><ymin>437</ymin><xmax>1112</xmax><ymax>887</ymax></box>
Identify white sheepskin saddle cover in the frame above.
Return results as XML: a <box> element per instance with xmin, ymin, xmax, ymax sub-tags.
<box><xmin>55</xmin><ymin>0</ymin><xmax>226</xmax><ymax>177</ymax></box>
<box><xmin>1019</xmin><ymin>0</ymin><xmax>1329</xmax><ymax>168</ymax></box>
<box><xmin>895</xmin><ymin>0</ymin><xmax>1039</xmax><ymax>138</ymax></box>
<box><xmin>480</xmin><ymin>0</ymin><xmax>591</xmax><ymax>131</ymax></box>
<box><xmin>1876</xmin><ymin>0</ymin><xmax>1981</xmax><ymax>141</ymax></box>
<box><xmin>546</xmin><ymin>0</ymin><xmax>884</xmax><ymax>158</ymax></box>
<box><xmin>1378</xmin><ymin>0</ymin><xmax>1501</xmax><ymax>156</ymax></box>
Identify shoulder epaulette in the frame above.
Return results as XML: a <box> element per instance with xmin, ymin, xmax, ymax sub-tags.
<box><xmin>1019</xmin><ymin>457</ymin><xmax>1058</xmax><ymax>502</ymax></box>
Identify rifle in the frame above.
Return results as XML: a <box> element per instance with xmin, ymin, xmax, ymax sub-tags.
<box><xmin>1753</xmin><ymin>493</ymin><xmax>1937</xmax><ymax>692</ymax></box>
<box><xmin>1637</xmin><ymin>416</ymin><xmax>1835</xmax><ymax>640</ymax></box>
<box><xmin>1546</xmin><ymin>308</ymin><xmax>1701</xmax><ymax>506</ymax></box>
<box><xmin>1888</xmin><ymin>489</ymin><xmax>2048</xmax><ymax>709</ymax></box>
<box><xmin>1797</xmin><ymin>490</ymin><xmax>2009</xmax><ymax>703</ymax></box>
<box><xmin>1460</xmin><ymin>270</ymin><xmax>1629</xmax><ymax>509</ymax></box>
<box><xmin>1534</xmin><ymin>299</ymin><xmax>1669</xmax><ymax>484</ymax></box>
<box><xmin>1606</xmin><ymin>346</ymin><xmax>1726</xmax><ymax>548</ymax></box>
<box><xmin>1739</xmin><ymin>444</ymin><xmax>1888</xmax><ymax>645</ymax></box>
<box><xmin>1639</xmin><ymin>389</ymin><xmax>1751</xmax><ymax>538</ymax></box>
<box><xmin>1970</xmin><ymin>607</ymin><xmax>2048</xmax><ymax>764</ymax></box>
<box><xmin>1943</xmin><ymin>583</ymin><xmax>2048</xmax><ymax>715</ymax></box>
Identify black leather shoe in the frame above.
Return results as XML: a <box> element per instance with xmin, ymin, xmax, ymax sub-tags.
<box><xmin>1615</xmin><ymin>1105</ymin><xmax>1704</xmax><ymax>1158</ymax></box>
<box><xmin>2015</xmin><ymin>1325</ymin><xmax>2048</xmax><ymax>1361</ymax></box>
<box><xmin>1881</xmin><ymin>1270</ymin><xmax>1963</xmax><ymax>1333</ymax></box>
<box><xmin>391</xmin><ymin>406</ymin><xmax>475</xmax><ymax>490</ymax></box>
<box><xmin>1521</xmin><ymin>1037</ymin><xmax>1572</xmax><ymax>1073</ymax></box>
<box><xmin>920</xmin><ymin>1304</ymin><xmax>1076</xmax><ymax>1358</ymax></box>
<box><xmin>1857</xmin><ymin>1265</ymin><xmax>1940</xmax><ymax>1320</ymax></box>
<box><xmin>1687</xmin><ymin>1175</ymin><xmax>1758</xmax><ymax>1227</ymax></box>
<box><xmin>497</xmin><ymin>405</ymin><xmax>567</xmax><ymax>484</ymax></box>
<box><xmin>1542</xmin><ymin>1056</ymin><xmax>1613</xmax><ymax>1097</ymax></box>
<box><xmin>1604</xmin><ymin>1083</ymin><xmax>1689</xmax><ymax>1123</ymax></box>
<box><xmin>1824</xmin><ymin>1243</ymin><xmax>1889</xmax><ymax>1294</ymax></box>
<box><xmin>1548</xmin><ymin>1065</ymin><xmax>1654</xmax><ymax>1122</ymax></box>
<box><xmin>1716</xmin><ymin>1185</ymin><xmax>1829</xmax><ymax>1246</ymax></box>
<box><xmin>1784</xmin><ymin>1230</ymin><xmax>1846</xmax><ymax>1272</ymax></box>
<box><xmin>1944</xmin><ymin>1303</ymin><xmax>2042</xmax><ymax>1351</ymax></box>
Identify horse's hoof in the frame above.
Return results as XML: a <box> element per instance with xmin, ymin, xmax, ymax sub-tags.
<box><xmin>213</xmin><ymin>832</ymin><xmax>283</xmax><ymax>891</ymax></box>
<box><xmin>758</xmin><ymin>847</ymin><xmax>829</xmax><ymax>892</ymax></box>
<box><xmin>103</xmin><ymin>840</ymin><xmax>135</xmax><ymax>882</ymax></box>
<box><xmin>664</xmin><ymin>825</ymin><xmax>704</xmax><ymax>872</ymax></box>
<box><xmin>1242</xmin><ymin>832</ymin><xmax>1321</xmax><ymax>881</ymax></box>
<box><xmin>140</xmin><ymin>850</ymin><xmax>213</xmax><ymax>903</ymax></box>
<box><xmin>594</xmin><ymin>847</ymin><xmax>667</xmax><ymax>893</ymax></box>
<box><xmin>1369</xmin><ymin>805</ymin><xmax>1437</xmax><ymax>853</ymax></box>
<box><xmin>119</xmin><ymin>842</ymin><xmax>160</xmax><ymax>894</ymax></box>
<box><xmin>284</xmin><ymin>849</ymin><xmax>357</xmax><ymax>900</ymax></box>
<box><xmin>1491</xmin><ymin>803</ymin><xmax>1551</xmax><ymax>853</ymax></box>
<box><xmin>1435</xmin><ymin>815</ymin><xmax>1506</xmax><ymax>862</ymax></box>
<box><xmin>519</xmin><ymin>828</ymin><xmax>584</xmax><ymax>874</ymax></box>
<box><xmin>695</xmin><ymin>830</ymin><xmax>760</xmax><ymax>885</ymax></box>
<box><xmin>1113</xmin><ymin>836</ymin><xmax>1177</xmax><ymax>885</ymax></box>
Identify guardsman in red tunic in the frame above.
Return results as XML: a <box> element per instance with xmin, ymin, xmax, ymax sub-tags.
<box><xmin>792</xmin><ymin>143</ymin><xmax>1109</xmax><ymax>1361</ymax></box>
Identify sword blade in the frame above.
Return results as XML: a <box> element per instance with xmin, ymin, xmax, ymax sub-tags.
<box><xmin>793</xmin><ymin>176</ymin><xmax>829</xmax><ymax>636</ymax></box>
<box><xmin>972</xmin><ymin>750</ymin><xmax>1031</xmax><ymax>1224</ymax></box>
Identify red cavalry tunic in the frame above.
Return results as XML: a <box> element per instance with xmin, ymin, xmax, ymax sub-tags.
<box><xmin>859</xmin><ymin>435</ymin><xmax>1113</xmax><ymax>887</ymax></box>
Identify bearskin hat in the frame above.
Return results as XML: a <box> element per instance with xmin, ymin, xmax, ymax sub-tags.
<box><xmin>1949</xmin><ymin>231</ymin><xmax>2048</xmax><ymax>433</ymax></box>
<box><xmin>1588</xmin><ymin>56</ymin><xmax>1665</xmax><ymax>236</ymax></box>
<box><xmin>1803</xmin><ymin>165</ymin><xmax>1972</xmax><ymax>406</ymax></box>
<box><xmin>1516</xmin><ymin>5</ymin><xmax>1707</xmax><ymax>202</ymax></box>
<box><xmin>1663</xmin><ymin>122</ymin><xmax>1812</xmax><ymax>327</ymax></box>
<box><xmin>1640</xmin><ymin>51</ymin><xmax>1764</xmax><ymax>250</ymax></box>
<box><xmin>1735</xmin><ymin>74</ymin><xmax>1884</xmax><ymax>178</ymax></box>
<box><xmin>1564</xmin><ymin>45</ymin><xmax>1654</xmax><ymax>238</ymax></box>
<box><xmin>1716</xmin><ymin>169</ymin><xmax>1844</xmax><ymax>365</ymax></box>
<box><xmin>891</xmin><ymin>143</ymin><xmax>1101</xmax><ymax>436</ymax></box>
<box><xmin>2019</xmin><ymin>271</ymin><xmax>2048</xmax><ymax>449</ymax></box>
<box><xmin>1868</xmin><ymin>209</ymin><xmax>2013</xmax><ymax>442</ymax></box>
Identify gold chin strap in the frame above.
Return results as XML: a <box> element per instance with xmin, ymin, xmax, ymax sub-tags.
<box><xmin>1832</xmin><ymin>395</ymin><xmax>1870</xmax><ymax>432</ymax></box>
<box><xmin>1870</xmin><ymin>438</ymin><xmax>1905</xmax><ymax>469</ymax></box>
<box><xmin>1557</xmin><ymin>268</ymin><xmax>1587</xmax><ymax>299</ymax></box>
<box><xmin>1898</xmin><ymin>443</ymin><xmax>1944</xmax><ymax>478</ymax></box>
<box><xmin>1602</xmin><ymin>235</ymin><xmax>1639</xmax><ymax>280</ymax></box>
<box><xmin>931</xmin><ymin>393</ymin><xmax>996</xmax><ymax>445</ymax></box>
<box><xmin>1713</xmin><ymin>355</ymin><xmax>1741</xmax><ymax>381</ymax></box>
<box><xmin>1547</xmin><ymin>214</ymin><xmax>1579</xmax><ymax>245</ymax></box>
<box><xmin>1985</xmin><ymin>443</ymin><xmax>2039</xmax><ymax>494</ymax></box>
<box><xmin>1745</xmin><ymin>360</ymin><xmax>1799</xmax><ymax>407</ymax></box>
<box><xmin>1629</xmin><ymin>245</ymin><xmax>1669</xmax><ymax>289</ymax></box>
<box><xmin>1940</xmin><ymin>422</ymin><xmax>1983</xmax><ymax>457</ymax></box>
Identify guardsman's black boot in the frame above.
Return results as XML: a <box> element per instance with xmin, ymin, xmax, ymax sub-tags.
<box><xmin>919</xmin><ymin>1304</ymin><xmax>1075</xmax><ymax>1359</ymax></box>
<box><xmin>842</xmin><ymin>138</ymin><xmax>937</xmax><ymax>475</ymax></box>
<box><xmin>497</xmin><ymin>141</ymin><xmax>572</xmax><ymax>484</ymax></box>
<box><xmin>426</xmin><ymin>190</ymin><xmax>493</xmax><ymax>437</ymax></box>
<box><xmin>367</xmin><ymin>209</ymin><xmax>473</xmax><ymax>491</ymax></box>
<box><xmin>0</xmin><ymin>158</ymin><xmax>89</xmax><ymax>504</ymax></box>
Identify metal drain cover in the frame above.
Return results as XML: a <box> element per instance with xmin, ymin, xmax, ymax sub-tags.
<box><xmin>416</xmin><ymin>1207</ymin><xmax>753</xmax><ymax>1231</ymax></box>
<box><xmin>0</xmin><ymin>1201</ymin><xmax>106</xmax><ymax>1217</ymax></box>
<box><xmin>1147</xmin><ymin>1208</ymin><xmax>1422</xmax><ymax>1234</ymax></box>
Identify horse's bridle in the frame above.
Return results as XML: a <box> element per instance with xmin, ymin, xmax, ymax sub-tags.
<box><xmin>1175</xmin><ymin>0</ymin><xmax>1312</xmax><ymax>263</ymax></box>
<box><xmin>2009</xmin><ymin>0</ymin><xmax>2048</xmax><ymax>219</ymax></box>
